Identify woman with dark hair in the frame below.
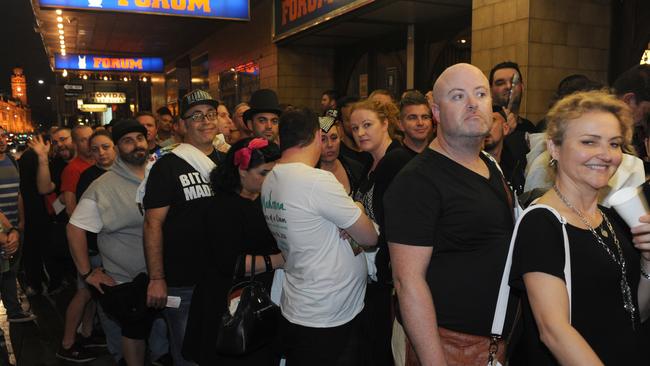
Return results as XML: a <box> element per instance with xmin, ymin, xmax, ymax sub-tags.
<box><xmin>182</xmin><ymin>137</ymin><xmax>284</xmax><ymax>365</ymax></box>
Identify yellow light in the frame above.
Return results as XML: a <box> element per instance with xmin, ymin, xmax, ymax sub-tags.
<box><xmin>142</xmin><ymin>76</ymin><xmax>147</xmax><ymax>82</ymax></box>
<box><xmin>56</xmin><ymin>16</ymin><xmax>63</xmax><ymax>22</ymax></box>
<box><xmin>62</xmin><ymin>69</ymin><xmax>68</xmax><ymax>77</ymax></box>
<box><xmin>57</xmin><ymin>23</ymin><xmax>63</xmax><ymax>29</ymax></box>
<box><xmin>123</xmin><ymin>77</ymin><xmax>128</xmax><ymax>82</ymax></box>
<box><xmin>103</xmin><ymin>76</ymin><xmax>108</xmax><ymax>81</ymax></box>
<box><xmin>61</xmin><ymin>45</ymin><xmax>66</xmax><ymax>50</ymax></box>
<box><xmin>60</xmin><ymin>40</ymin><xmax>65</xmax><ymax>45</ymax></box>
<box><xmin>58</xmin><ymin>29</ymin><xmax>64</xmax><ymax>35</ymax></box>
<box><xmin>61</xmin><ymin>51</ymin><xmax>66</xmax><ymax>56</ymax></box>
<box><xmin>59</xmin><ymin>35</ymin><xmax>64</xmax><ymax>40</ymax></box>
<box><xmin>55</xmin><ymin>9</ymin><xmax>62</xmax><ymax>15</ymax></box>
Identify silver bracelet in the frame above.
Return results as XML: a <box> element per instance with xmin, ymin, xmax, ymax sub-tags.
<box><xmin>641</xmin><ymin>266</ymin><xmax>650</xmax><ymax>280</ymax></box>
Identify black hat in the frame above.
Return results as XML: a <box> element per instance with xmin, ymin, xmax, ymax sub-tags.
<box><xmin>243</xmin><ymin>89</ymin><xmax>282</xmax><ymax>122</ymax></box>
<box><xmin>180</xmin><ymin>89</ymin><xmax>219</xmax><ymax>118</ymax></box>
<box><xmin>112</xmin><ymin>118</ymin><xmax>147</xmax><ymax>143</ymax></box>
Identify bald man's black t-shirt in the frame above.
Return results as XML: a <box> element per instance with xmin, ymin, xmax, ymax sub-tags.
<box><xmin>384</xmin><ymin>149</ymin><xmax>518</xmax><ymax>336</ymax></box>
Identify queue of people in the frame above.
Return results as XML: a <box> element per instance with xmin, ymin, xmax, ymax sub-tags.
<box><xmin>1</xmin><ymin>60</ymin><xmax>650</xmax><ymax>366</ymax></box>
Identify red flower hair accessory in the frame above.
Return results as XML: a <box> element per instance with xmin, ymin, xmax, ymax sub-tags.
<box><xmin>233</xmin><ymin>138</ymin><xmax>269</xmax><ymax>170</ymax></box>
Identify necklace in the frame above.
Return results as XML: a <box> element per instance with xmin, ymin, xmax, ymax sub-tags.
<box><xmin>553</xmin><ymin>185</ymin><xmax>637</xmax><ymax>329</ymax></box>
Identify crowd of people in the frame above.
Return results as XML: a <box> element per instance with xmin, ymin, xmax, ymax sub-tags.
<box><xmin>0</xmin><ymin>60</ymin><xmax>650</xmax><ymax>366</ymax></box>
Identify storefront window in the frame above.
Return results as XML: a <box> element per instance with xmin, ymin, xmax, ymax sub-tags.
<box><xmin>219</xmin><ymin>61</ymin><xmax>260</xmax><ymax>109</ymax></box>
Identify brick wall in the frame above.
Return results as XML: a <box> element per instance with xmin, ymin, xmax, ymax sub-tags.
<box><xmin>472</xmin><ymin>0</ymin><xmax>611</xmax><ymax>123</ymax></box>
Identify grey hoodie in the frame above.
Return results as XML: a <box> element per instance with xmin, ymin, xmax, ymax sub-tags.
<box><xmin>80</xmin><ymin>156</ymin><xmax>146</xmax><ymax>283</ymax></box>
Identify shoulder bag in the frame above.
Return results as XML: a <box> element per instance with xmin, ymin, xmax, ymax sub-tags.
<box><xmin>215</xmin><ymin>255</ymin><xmax>280</xmax><ymax>355</ymax></box>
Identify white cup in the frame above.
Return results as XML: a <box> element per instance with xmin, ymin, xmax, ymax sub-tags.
<box><xmin>609</xmin><ymin>186</ymin><xmax>650</xmax><ymax>228</ymax></box>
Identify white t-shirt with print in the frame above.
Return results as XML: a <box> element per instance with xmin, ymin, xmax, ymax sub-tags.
<box><xmin>261</xmin><ymin>162</ymin><xmax>366</xmax><ymax>328</ymax></box>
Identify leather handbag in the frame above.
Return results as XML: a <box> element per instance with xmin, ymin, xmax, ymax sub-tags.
<box><xmin>215</xmin><ymin>255</ymin><xmax>280</xmax><ymax>355</ymax></box>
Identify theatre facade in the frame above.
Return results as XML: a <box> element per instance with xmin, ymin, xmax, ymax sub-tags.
<box><xmin>32</xmin><ymin>0</ymin><xmax>648</xmax><ymax>125</ymax></box>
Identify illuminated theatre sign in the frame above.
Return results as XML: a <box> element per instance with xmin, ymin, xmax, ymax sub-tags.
<box><xmin>39</xmin><ymin>0</ymin><xmax>249</xmax><ymax>20</ymax></box>
<box><xmin>274</xmin><ymin>0</ymin><xmax>374</xmax><ymax>41</ymax></box>
<box><xmin>55</xmin><ymin>54</ymin><xmax>164</xmax><ymax>72</ymax></box>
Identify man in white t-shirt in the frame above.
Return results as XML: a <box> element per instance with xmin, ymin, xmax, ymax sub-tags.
<box><xmin>262</xmin><ymin>108</ymin><xmax>378</xmax><ymax>365</ymax></box>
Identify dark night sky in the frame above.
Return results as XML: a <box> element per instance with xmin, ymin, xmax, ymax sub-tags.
<box><xmin>1</xmin><ymin>0</ymin><xmax>56</xmax><ymax>127</ymax></box>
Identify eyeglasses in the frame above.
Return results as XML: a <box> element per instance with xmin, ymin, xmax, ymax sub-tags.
<box><xmin>184</xmin><ymin>111</ymin><xmax>217</xmax><ymax>122</ymax></box>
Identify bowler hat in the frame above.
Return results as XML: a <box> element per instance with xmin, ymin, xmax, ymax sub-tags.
<box><xmin>243</xmin><ymin>89</ymin><xmax>282</xmax><ymax>122</ymax></box>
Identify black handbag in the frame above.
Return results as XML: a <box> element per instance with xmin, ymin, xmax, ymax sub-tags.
<box><xmin>215</xmin><ymin>255</ymin><xmax>280</xmax><ymax>355</ymax></box>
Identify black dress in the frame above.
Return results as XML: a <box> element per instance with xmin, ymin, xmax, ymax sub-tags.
<box><xmin>182</xmin><ymin>190</ymin><xmax>280</xmax><ymax>365</ymax></box>
<box><xmin>353</xmin><ymin>140</ymin><xmax>412</xmax><ymax>366</ymax></box>
<box><xmin>509</xmin><ymin>207</ymin><xmax>642</xmax><ymax>365</ymax></box>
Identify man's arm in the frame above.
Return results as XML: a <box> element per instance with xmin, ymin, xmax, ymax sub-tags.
<box><xmin>143</xmin><ymin>206</ymin><xmax>169</xmax><ymax>309</ymax></box>
<box><xmin>27</xmin><ymin>136</ymin><xmax>55</xmax><ymax>194</ymax></box>
<box><xmin>62</xmin><ymin>191</ymin><xmax>77</xmax><ymax>216</ymax></box>
<box><xmin>390</xmin><ymin>242</ymin><xmax>448</xmax><ymax>366</ymax></box>
<box><xmin>66</xmin><ymin>222</ymin><xmax>115</xmax><ymax>292</ymax></box>
<box><xmin>343</xmin><ymin>202</ymin><xmax>378</xmax><ymax>247</ymax></box>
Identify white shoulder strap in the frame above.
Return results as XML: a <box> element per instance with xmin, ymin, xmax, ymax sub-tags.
<box><xmin>491</xmin><ymin>204</ymin><xmax>572</xmax><ymax>336</ymax></box>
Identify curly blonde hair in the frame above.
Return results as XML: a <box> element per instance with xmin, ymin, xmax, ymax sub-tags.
<box><xmin>349</xmin><ymin>99</ymin><xmax>400</xmax><ymax>138</ymax></box>
<box><xmin>546</xmin><ymin>90</ymin><xmax>633</xmax><ymax>153</ymax></box>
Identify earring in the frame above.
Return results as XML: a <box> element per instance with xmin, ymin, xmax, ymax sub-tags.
<box><xmin>549</xmin><ymin>158</ymin><xmax>557</xmax><ymax>167</ymax></box>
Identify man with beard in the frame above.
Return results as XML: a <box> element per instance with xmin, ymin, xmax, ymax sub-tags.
<box><xmin>29</xmin><ymin>127</ymin><xmax>78</xmax><ymax>293</ymax></box>
<box><xmin>143</xmin><ymin>89</ymin><xmax>223</xmax><ymax>366</ymax></box>
<box><xmin>67</xmin><ymin>119</ymin><xmax>162</xmax><ymax>365</ymax></box>
<box><xmin>398</xmin><ymin>91</ymin><xmax>434</xmax><ymax>157</ymax></box>
<box><xmin>386</xmin><ymin>63</ymin><xmax>518</xmax><ymax>365</ymax></box>
<box><xmin>484</xmin><ymin>107</ymin><xmax>510</xmax><ymax>162</ymax></box>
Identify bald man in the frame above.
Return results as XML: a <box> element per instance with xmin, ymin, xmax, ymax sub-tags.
<box><xmin>385</xmin><ymin>63</ymin><xmax>517</xmax><ymax>365</ymax></box>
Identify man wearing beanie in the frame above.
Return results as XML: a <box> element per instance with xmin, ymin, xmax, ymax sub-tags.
<box><xmin>68</xmin><ymin>119</ymin><xmax>165</xmax><ymax>365</ymax></box>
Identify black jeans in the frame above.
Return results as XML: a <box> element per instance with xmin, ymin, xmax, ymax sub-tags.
<box><xmin>278</xmin><ymin>310</ymin><xmax>365</xmax><ymax>366</ymax></box>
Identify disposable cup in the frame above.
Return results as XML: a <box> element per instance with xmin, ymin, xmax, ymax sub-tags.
<box><xmin>609</xmin><ymin>186</ymin><xmax>650</xmax><ymax>228</ymax></box>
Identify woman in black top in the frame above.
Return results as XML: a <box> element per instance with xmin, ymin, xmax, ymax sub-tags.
<box><xmin>318</xmin><ymin>116</ymin><xmax>364</xmax><ymax>195</ymax></box>
<box><xmin>509</xmin><ymin>91</ymin><xmax>650</xmax><ymax>365</ymax></box>
<box><xmin>182</xmin><ymin>137</ymin><xmax>284</xmax><ymax>365</ymax></box>
<box><xmin>350</xmin><ymin>99</ymin><xmax>412</xmax><ymax>366</ymax></box>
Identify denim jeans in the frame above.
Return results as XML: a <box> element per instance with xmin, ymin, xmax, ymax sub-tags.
<box><xmin>164</xmin><ymin>286</ymin><xmax>196</xmax><ymax>366</ymax></box>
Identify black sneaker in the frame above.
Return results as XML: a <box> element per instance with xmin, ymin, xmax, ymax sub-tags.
<box><xmin>7</xmin><ymin>311</ymin><xmax>37</xmax><ymax>323</ymax></box>
<box><xmin>55</xmin><ymin>343</ymin><xmax>97</xmax><ymax>363</ymax></box>
<box><xmin>78</xmin><ymin>333</ymin><xmax>107</xmax><ymax>348</ymax></box>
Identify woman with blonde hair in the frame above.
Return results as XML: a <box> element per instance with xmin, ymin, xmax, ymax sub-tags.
<box><xmin>509</xmin><ymin>90</ymin><xmax>650</xmax><ymax>365</ymax></box>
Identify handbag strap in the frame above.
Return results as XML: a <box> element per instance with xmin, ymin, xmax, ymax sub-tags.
<box><xmin>491</xmin><ymin>204</ymin><xmax>572</xmax><ymax>337</ymax></box>
<box><xmin>232</xmin><ymin>255</ymin><xmax>257</xmax><ymax>282</ymax></box>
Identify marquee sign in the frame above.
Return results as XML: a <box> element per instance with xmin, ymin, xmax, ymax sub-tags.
<box><xmin>88</xmin><ymin>92</ymin><xmax>126</xmax><ymax>104</ymax></box>
<box><xmin>39</xmin><ymin>0</ymin><xmax>249</xmax><ymax>20</ymax></box>
<box><xmin>273</xmin><ymin>0</ymin><xmax>374</xmax><ymax>41</ymax></box>
<box><xmin>54</xmin><ymin>54</ymin><xmax>164</xmax><ymax>72</ymax></box>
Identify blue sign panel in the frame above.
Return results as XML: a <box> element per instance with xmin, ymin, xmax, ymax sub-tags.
<box><xmin>54</xmin><ymin>54</ymin><xmax>164</xmax><ymax>72</ymax></box>
<box><xmin>39</xmin><ymin>0</ymin><xmax>249</xmax><ymax>20</ymax></box>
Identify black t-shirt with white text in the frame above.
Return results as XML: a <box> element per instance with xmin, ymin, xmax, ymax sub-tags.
<box><xmin>384</xmin><ymin>149</ymin><xmax>518</xmax><ymax>336</ymax></box>
<box><xmin>143</xmin><ymin>150</ymin><xmax>222</xmax><ymax>287</ymax></box>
